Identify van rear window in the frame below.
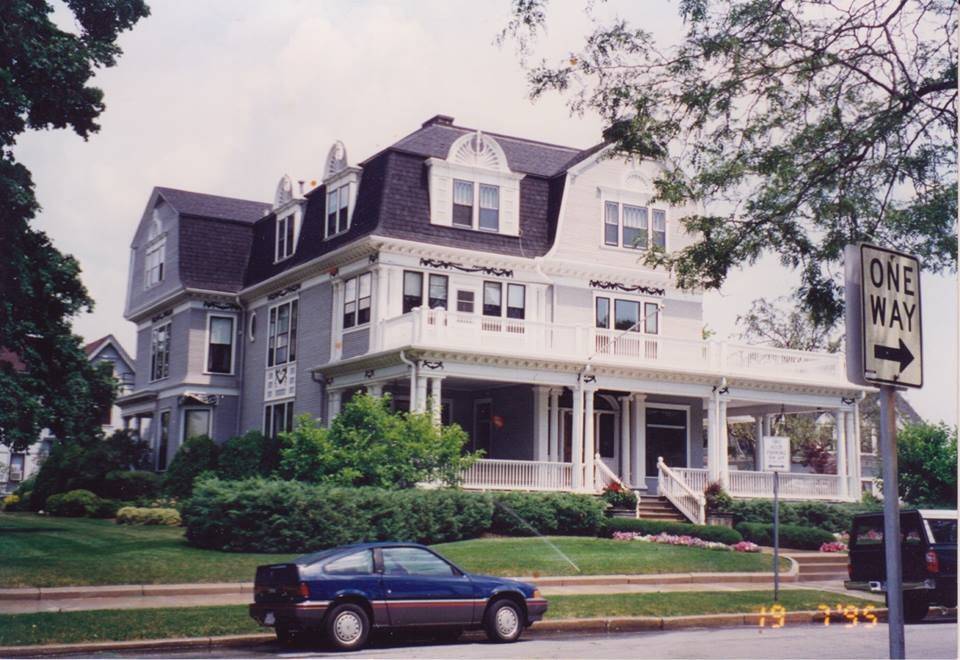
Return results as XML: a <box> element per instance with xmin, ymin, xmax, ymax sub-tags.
<box><xmin>927</xmin><ymin>519</ymin><xmax>957</xmax><ymax>544</ymax></box>
<box><xmin>852</xmin><ymin>517</ymin><xmax>925</xmax><ymax>546</ymax></box>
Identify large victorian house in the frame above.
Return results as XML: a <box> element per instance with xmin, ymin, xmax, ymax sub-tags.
<box><xmin>117</xmin><ymin>115</ymin><xmax>869</xmax><ymax>522</ymax></box>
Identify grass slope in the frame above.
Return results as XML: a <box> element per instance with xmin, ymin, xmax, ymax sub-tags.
<box><xmin>0</xmin><ymin>591</ymin><xmax>877</xmax><ymax>647</ymax></box>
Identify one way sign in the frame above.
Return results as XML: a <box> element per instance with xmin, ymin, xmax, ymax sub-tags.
<box><xmin>844</xmin><ymin>243</ymin><xmax>923</xmax><ymax>388</ymax></box>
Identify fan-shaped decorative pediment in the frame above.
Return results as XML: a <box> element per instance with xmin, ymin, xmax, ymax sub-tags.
<box><xmin>448</xmin><ymin>131</ymin><xmax>509</xmax><ymax>172</ymax></box>
<box><xmin>324</xmin><ymin>141</ymin><xmax>349</xmax><ymax>180</ymax></box>
<box><xmin>274</xmin><ymin>174</ymin><xmax>294</xmax><ymax>208</ymax></box>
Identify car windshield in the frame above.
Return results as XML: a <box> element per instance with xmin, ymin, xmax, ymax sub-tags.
<box><xmin>926</xmin><ymin>518</ymin><xmax>957</xmax><ymax>544</ymax></box>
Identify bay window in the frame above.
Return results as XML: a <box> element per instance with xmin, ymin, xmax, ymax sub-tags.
<box><xmin>402</xmin><ymin>271</ymin><xmax>423</xmax><ymax>313</ymax></box>
<box><xmin>343</xmin><ymin>273</ymin><xmax>372</xmax><ymax>329</ymax></box>
<box><xmin>596</xmin><ymin>296</ymin><xmax>660</xmax><ymax>335</ymax></box>
<box><xmin>206</xmin><ymin>315</ymin><xmax>235</xmax><ymax>374</ymax></box>
<box><xmin>428</xmin><ymin>274</ymin><xmax>448</xmax><ymax>309</ymax></box>
<box><xmin>483</xmin><ymin>282</ymin><xmax>502</xmax><ymax>316</ymax></box>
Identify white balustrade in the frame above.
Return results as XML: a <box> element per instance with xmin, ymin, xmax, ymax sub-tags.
<box><xmin>376</xmin><ymin>310</ymin><xmax>845</xmax><ymax>385</ymax></box>
<box><xmin>727</xmin><ymin>469</ymin><xmax>845</xmax><ymax>500</ymax></box>
<box><xmin>461</xmin><ymin>459</ymin><xmax>572</xmax><ymax>491</ymax></box>
<box><xmin>674</xmin><ymin>468</ymin><xmax>708</xmax><ymax>496</ymax></box>
<box><xmin>657</xmin><ymin>457</ymin><xmax>706</xmax><ymax>524</ymax></box>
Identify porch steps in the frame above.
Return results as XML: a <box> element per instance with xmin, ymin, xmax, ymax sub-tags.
<box><xmin>634</xmin><ymin>496</ymin><xmax>688</xmax><ymax>523</ymax></box>
<box><xmin>788</xmin><ymin>552</ymin><xmax>849</xmax><ymax>582</ymax></box>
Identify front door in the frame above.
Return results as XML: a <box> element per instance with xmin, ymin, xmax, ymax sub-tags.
<box><xmin>645</xmin><ymin>406</ymin><xmax>689</xmax><ymax>477</ymax></box>
<box><xmin>597</xmin><ymin>411</ymin><xmax>617</xmax><ymax>474</ymax></box>
<box><xmin>380</xmin><ymin>547</ymin><xmax>477</xmax><ymax>627</ymax></box>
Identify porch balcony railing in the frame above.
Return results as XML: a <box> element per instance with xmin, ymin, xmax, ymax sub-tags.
<box><xmin>460</xmin><ymin>458</ymin><xmax>573</xmax><ymax>491</ymax></box>
<box><xmin>657</xmin><ymin>457</ymin><xmax>706</xmax><ymax>525</ymax></box>
<box><xmin>672</xmin><ymin>467</ymin><xmax>849</xmax><ymax>501</ymax></box>
<box><xmin>379</xmin><ymin>308</ymin><xmax>847</xmax><ymax>385</ymax></box>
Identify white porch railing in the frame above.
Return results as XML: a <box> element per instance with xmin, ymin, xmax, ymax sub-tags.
<box><xmin>461</xmin><ymin>458</ymin><xmax>573</xmax><ymax>491</ymax></box>
<box><xmin>670</xmin><ymin>466</ymin><xmax>849</xmax><ymax>501</ymax></box>
<box><xmin>657</xmin><ymin>457</ymin><xmax>706</xmax><ymax>524</ymax></box>
<box><xmin>378</xmin><ymin>308</ymin><xmax>847</xmax><ymax>386</ymax></box>
<box><xmin>595</xmin><ymin>455</ymin><xmax>642</xmax><ymax>518</ymax></box>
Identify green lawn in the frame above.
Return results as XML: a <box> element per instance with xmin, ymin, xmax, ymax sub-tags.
<box><xmin>435</xmin><ymin>536</ymin><xmax>787</xmax><ymax>577</ymax></box>
<box><xmin>0</xmin><ymin>513</ymin><xmax>785</xmax><ymax>588</ymax></box>
<box><xmin>0</xmin><ymin>591</ymin><xmax>877</xmax><ymax>647</ymax></box>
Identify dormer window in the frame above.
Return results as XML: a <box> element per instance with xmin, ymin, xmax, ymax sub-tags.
<box><xmin>602</xmin><ymin>200</ymin><xmax>667</xmax><ymax>251</ymax></box>
<box><xmin>323</xmin><ymin>140</ymin><xmax>360</xmax><ymax>240</ymax></box>
<box><xmin>427</xmin><ymin>131</ymin><xmax>522</xmax><ymax>236</ymax></box>
<box><xmin>276</xmin><ymin>214</ymin><xmax>295</xmax><ymax>261</ymax></box>
<box><xmin>144</xmin><ymin>208</ymin><xmax>165</xmax><ymax>289</ymax></box>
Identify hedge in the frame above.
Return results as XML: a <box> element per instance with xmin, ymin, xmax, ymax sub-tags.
<box><xmin>181</xmin><ymin>478</ymin><xmax>607</xmax><ymax>552</ymax></box>
<box><xmin>102</xmin><ymin>470</ymin><xmax>161</xmax><ymax>500</ymax></box>
<box><xmin>45</xmin><ymin>489</ymin><xmax>117</xmax><ymax>518</ymax></box>
<box><xmin>600</xmin><ymin>518</ymin><xmax>743</xmax><ymax>545</ymax></box>
<box><xmin>735</xmin><ymin>522</ymin><xmax>835</xmax><ymax>550</ymax></box>
<box><xmin>723</xmin><ymin>499</ymin><xmax>880</xmax><ymax>533</ymax></box>
<box><xmin>116</xmin><ymin>506</ymin><xmax>182</xmax><ymax>526</ymax></box>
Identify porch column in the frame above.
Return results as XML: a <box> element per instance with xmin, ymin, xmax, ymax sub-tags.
<box><xmin>632</xmin><ymin>394</ymin><xmax>646</xmax><ymax>490</ymax></box>
<box><xmin>835</xmin><ymin>409</ymin><xmax>849</xmax><ymax>499</ymax></box>
<box><xmin>571</xmin><ymin>386</ymin><xmax>584</xmax><ymax>490</ymax></box>
<box><xmin>415</xmin><ymin>375</ymin><xmax>428</xmax><ymax>413</ymax></box>
<box><xmin>534</xmin><ymin>386</ymin><xmax>550</xmax><ymax>461</ymax></box>
<box><xmin>706</xmin><ymin>394</ymin><xmax>720</xmax><ymax>483</ymax></box>
<box><xmin>367</xmin><ymin>383</ymin><xmax>383</xmax><ymax>397</ymax></box>
<box><xmin>846</xmin><ymin>404</ymin><xmax>860</xmax><ymax>497</ymax></box>
<box><xmin>429</xmin><ymin>376</ymin><xmax>443</xmax><ymax>427</ymax></box>
<box><xmin>754</xmin><ymin>415</ymin><xmax>764</xmax><ymax>470</ymax></box>
<box><xmin>619</xmin><ymin>394</ymin><xmax>632</xmax><ymax>486</ymax></box>
<box><xmin>584</xmin><ymin>388</ymin><xmax>596</xmax><ymax>490</ymax></box>
<box><xmin>718</xmin><ymin>398</ymin><xmax>729</xmax><ymax>486</ymax></box>
<box><xmin>548</xmin><ymin>388</ymin><xmax>561</xmax><ymax>462</ymax></box>
<box><xmin>327</xmin><ymin>389</ymin><xmax>343</xmax><ymax>422</ymax></box>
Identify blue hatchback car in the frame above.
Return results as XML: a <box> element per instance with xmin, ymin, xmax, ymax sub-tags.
<box><xmin>249</xmin><ymin>541</ymin><xmax>548</xmax><ymax>651</ymax></box>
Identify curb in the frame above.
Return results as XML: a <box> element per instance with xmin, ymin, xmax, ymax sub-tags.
<box><xmin>0</xmin><ymin>564</ymin><xmax>801</xmax><ymax>601</ymax></box>
<box><xmin>0</xmin><ymin>609</ymin><xmax>907</xmax><ymax>657</ymax></box>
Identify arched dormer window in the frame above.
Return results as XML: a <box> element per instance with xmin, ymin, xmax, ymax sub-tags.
<box><xmin>144</xmin><ymin>203</ymin><xmax>166</xmax><ymax>289</ymax></box>
<box><xmin>599</xmin><ymin>162</ymin><xmax>668</xmax><ymax>251</ymax></box>
<box><xmin>272</xmin><ymin>174</ymin><xmax>303</xmax><ymax>263</ymax></box>
<box><xmin>426</xmin><ymin>131</ymin><xmax>524</xmax><ymax>236</ymax></box>
<box><xmin>323</xmin><ymin>141</ymin><xmax>361</xmax><ymax>240</ymax></box>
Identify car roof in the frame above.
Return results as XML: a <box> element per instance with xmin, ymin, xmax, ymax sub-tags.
<box><xmin>294</xmin><ymin>541</ymin><xmax>431</xmax><ymax>565</ymax></box>
<box><xmin>918</xmin><ymin>509</ymin><xmax>958</xmax><ymax>520</ymax></box>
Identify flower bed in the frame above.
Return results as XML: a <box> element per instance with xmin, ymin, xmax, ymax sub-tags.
<box><xmin>613</xmin><ymin>531</ymin><xmax>764</xmax><ymax>553</ymax></box>
<box><xmin>819</xmin><ymin>541</ymin><xmax>847</xmax><ymax>552</ymax></box>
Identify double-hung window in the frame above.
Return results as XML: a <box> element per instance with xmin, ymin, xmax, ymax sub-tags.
<box><xmin>343</xmin><ymin>273</ymin><xmax>372</xmax><ymax>329</ymax></box>
<box><xmin>275</xmin><ymin>214</ymin><xmax>295</xmax><ymax>261</ymax></box>
<box><xmin>603</xmin><ymin>202</ymin><xmax>667</xmax><ymax>250</ymax></box>
<box><xmin>428</xmin><ymin>274</ymin><xmax>448</xmax><ymax>309</ymax></box>
<box><xmin>482</xmin><ymin>282</ymin><xmax>525</xmax><ymax>319</ymax></box>
<box><xmin>150</xmin><ymin>322</ymin><xmax>170</xmax><ymax>381</ymax></box>
<box><xmin>595</xmin><ymin>296</ymin><xmax>659</xmax><ymax>334</ymax></box>
<box><xmin>451</xmin><ymin>179</ymin><xmax>500</xmax><ymax>231</ymax></box>
<box><xmin>264</xmin><ymin>400</ymin><xmax>294</xmax><ymax>439</ymax></box>
<box><xmin>267</xmin><ymin>300</ymin><xmax>298</xmax><ymax>367</ymax></box>
<box><xmin>144</xmin><ymin>241</ymin><xmax>165</xmax><ymax>288</ymax></box>
<box><xmin>401</xmin><ymin>271</ymin><xmax>448</xmax><ymax>313</ymax></box>
<box><xmin>206</xmin><ymin>315</ymin><xmax>235</xmax><ymax>374</ymax></box>
<box><xmin>326</xmin><ymin>184</ymin><xmax>351</xmax><ymax>237</ymax></box>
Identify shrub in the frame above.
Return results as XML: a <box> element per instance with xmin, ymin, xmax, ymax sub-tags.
<box><xmin>2</xmin><ymin>494</ymin><xmax>20</xmax><ymax>511</ymax></box>
<box><xmin>601</xmin><ymin>484</ymin><xmax>638</xmax><ymax>509</ymax></box>
<box><xmin>724</xmin><ymin>499</ymin><xmax>880</xmax><ymax>533</ymax></box>
<box><xmin>216</xmin><ymin>431</ymin><xmax>282</xmax><ymax>480</ymax></box>
<box><xmin>600</xmin><ymin>518</ymin><xmax>743</xmax><ymax>545</ymax></box>
<box><xmin>162</xmin><ymin>436</ymin><xmax>219</xmax><ymax>499</ymax></box>
<box><xmin>182</xmin><ymin>478</ymin><xmax>497</xmax><ymax>552</ymax></box>
<box><xmin>704</xmin><ymin>481</ymin><xmax>733</xmax><ymax>513</ymax></box>
<box><xmin>735</xmin><ymin>522</ymin><xmax>835</xmax><ymax>550</ymax></box>
<box><xmin>116</xmin><ymin>506</ymin><xmax>182</xmax><ymax>526</ymax></box>
<box><xmin>491</xmin><ymin>492</ymin><xmax>606</xmax><ymax>536</ymax></box>
<box><xmin>102</xmin><ymin>470</ymin><xmax>161</xmax><ymax>500</ymax></box>
<box><xmin>45</xmin><ymin>489</ymin><xmax>105</xmax><ymax>517</ymax></box>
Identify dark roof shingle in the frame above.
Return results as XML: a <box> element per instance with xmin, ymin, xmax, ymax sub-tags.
<box><xmin>156</xmin><ymin>187</ymin><xmax>270</xmax><ymax>224</ymax></box>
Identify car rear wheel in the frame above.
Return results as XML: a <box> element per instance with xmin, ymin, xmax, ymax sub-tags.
<box><xmin>485</xmin><ymin>599</ymin><xmax>523</xmax><ymax>643</ymax></box>
<box><xmin>325</xmin><ymin>603</ymin><xmax>370</xmax><ymax>651</ymax></box>
<box><xmin>886</xmin><ymin>592</ymin><xmax>930</xmax><ymax>623</ymax></box>
<box><xmin>275</xmin><ymin>625</ymin><xmax>297</xmax><ymax>646</ymax></box>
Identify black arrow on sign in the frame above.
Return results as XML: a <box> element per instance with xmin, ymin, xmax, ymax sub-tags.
<box><xmin>874</xmin><ymin>338</ymin><xmax>914</xmax><ymax>373</ymax></box>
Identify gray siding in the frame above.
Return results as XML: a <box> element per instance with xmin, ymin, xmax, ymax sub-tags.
<box><xmin>184</xmin><ymin>307</ymin><xmax>243</xmax><ymax>389</ymax></box>
<box><xmin>127</xmin><ymin>200</ymin><xmax>182</xmax><ymax>314</ymax></box>
<box><xmin>341</xmin><ymin>328</ymin><xmax>369</xmax><ymax>360</ymax></box>
<box><xmin>238</xmin><ymin>300</ymin><xmax>269</xmax><ymax>433</ymax></box>
<box><xmin>212</xmin><ymin>395</ymin><xmax>240</xmax><ymax>443</ymax></box>
<box><xmin>294</xmin><ymin>283</ymin><xmax>332</xmax><ymax>423</ymax></box>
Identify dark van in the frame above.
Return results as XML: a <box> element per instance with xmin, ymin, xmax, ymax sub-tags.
<box><xmin>845</xmin><ymin>509</ymin><xmax>957</xmax><ymax>621</ymax></box>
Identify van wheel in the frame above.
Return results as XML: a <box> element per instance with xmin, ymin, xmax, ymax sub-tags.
<box><xmin>887</xmin><ymin>592</ymin><xmax>930</xmax><ymax>623</ymax></box>
<box><xmin>485</xmin><ymin>599</ymin><xmax>523</xmax><ymax>643</ymax></box>
<box><xmin>325</xmin><ymin>603</ymin><xmax>370</xmax><ymax>651</ymax></box>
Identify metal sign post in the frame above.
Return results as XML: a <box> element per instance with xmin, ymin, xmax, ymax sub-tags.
<box><xmin>845</xmin><ymin>243</ymin><xmax>923</xmax><ymax>660</ymax></box>
<box><xmin>762</xmin><ymin>435</ymin><xmax>790</xmax><ymax>603</ymax></box>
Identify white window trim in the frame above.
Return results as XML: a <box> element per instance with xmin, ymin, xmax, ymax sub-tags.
<box><xmin>181</xmin><ymin>407</ymin><xmax>212</xmax><ymax>444</ymax></box>
<box><xmin>342</xmin><ymin>272</ymin><xmax>373</xmax><ymax>330</ymax></box>
<box><xmin>149</xmin><ymin>321</ymin><xmax>171</xmax><ymax>383</ymax></box>
<box><xmin>274</xmin><ymin>213</ymin><xmax>297</xmax><ymax>263</ymax></box>
<box><xmin>455</xmin><ymin>287</ymin><xmax>479</xmax><ymax>314</ymax></box>
<box><xmin>144</xmin><ymin>236</ymin><xmax>166</xmax><ymax>290</ymax></box>
<box><xmin>203</xmin><ymin>313</ymin><xmax>238</xmax><ymax>376</ymax></box>
<box><xmin>592</xmin><ymin>292</ymin><xmax>663</xmax><ymax>336</ymax></box>
<box><xmin>645</xmin><ymin>403</ymin><xmax>692</xmax><ymax>470</ymax></box>
<box><xmin>598</xmin><ymin>188</ymin><xmax>669</xmax><ymax>253</ymax></box>
<box><xmin>248</xmin><ymin>311</ymin><xmax>257</xmax><ymax>343</ymax></box>
<box><xmin>324</xmin><ymin>169</ymin><xmax>361</xmax><ymax>240</ymax></box>
<box><xmin>263</xmin><ymin>399</ymin><xmax>295</xmax><ymax>437</ymax></box>
<box><xmin>452</xmin><ymin>179</ymin><xmax>502</xmax><ymax>233</ymax></box>
<box><xmin>426</xmin><ymin>158</ymin><xmax>524</xmax><ymax>236</ymax></box>
<box><xmin>265</xmin><ymin>298</ymin><xmax>298</xmax><ymax>368</ymax></box>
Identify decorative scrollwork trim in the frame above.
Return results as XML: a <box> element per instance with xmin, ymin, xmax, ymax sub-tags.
<box><xmin>420</xmin><ymin>258</ymin><xmax>513</xmax><ymax>278</ymax></box>
<box><xmin>267</xmin><ymin>283</ymin><xmax>301</xmax><ymax>301</ymax></box>
<box><xmin>151</xmin><ymin>309</ymin><xmax>172</xmax><ymax>323</ymax></box>
<box><xmin>589</xmin><ymin>279</ymin><xmax>665</xmax><ymax>296</ymax></box>
<box><xmin>420</xmin><ymin>360</ymin><xmax>444</xmax><ymax>370</ymax></box>
<box><xmin>202</xmin><ymin>301</ymin><xmax>241</xmax><ymax>311</ymax></box>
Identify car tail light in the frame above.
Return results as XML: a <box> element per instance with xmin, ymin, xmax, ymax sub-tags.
<box><xmin>298</xmin><ymin>581</ymin><xmax>310</xmax><ymax>600</ymax></box>
<box><xmin>925</xmin><ymin>550</ymin><xmax>939</xmax><ymax>574</ymax></box>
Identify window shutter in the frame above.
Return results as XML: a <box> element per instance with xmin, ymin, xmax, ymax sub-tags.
<box><xmin>430</xmin><ymin>172</ymin><xmax>453</xmax><ymax>226</ymax></box>
<box><xmin>499</xmin><ymin>183</ymin><xmax>520</xmax><ymax>236</ymax></box>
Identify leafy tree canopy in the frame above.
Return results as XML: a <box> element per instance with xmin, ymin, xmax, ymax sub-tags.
<box><xmin>737</xmin><ymin>295</ymin><xmax>842</xmax><ymax>352</ymax></box>
<box><xmin>894</xmin><ymin>422</ymin><xmax>957</xmax><ymax>507</ymax></box>
<box><xmin>505</xmin><ymin>0</ymin><xmax>957</xmax><ymax>326</ymax></box>
<box><xmin>0</xmin><ymin>0</ymin><xmax>149</xmax><ymax>449</ymax></box>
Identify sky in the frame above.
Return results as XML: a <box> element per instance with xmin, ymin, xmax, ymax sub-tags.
<box><xmin>17</xmin><ymin>0</ymin><xmax>958</xmax><ymax>424</ymax></box>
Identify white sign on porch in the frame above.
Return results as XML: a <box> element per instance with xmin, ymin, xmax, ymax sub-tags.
<box><xmin>762</xmin><ymin>436</ymin><xmax>791</xmax><ymax>472</ymax></box>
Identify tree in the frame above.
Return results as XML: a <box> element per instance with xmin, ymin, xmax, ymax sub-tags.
<box><xmin>737</xmin><ymin>296</ymin><xmax>842</xmax><ymax>353</ymax></box>
<box><xmin>279</xmin><ymin>395</ymin><xmax>480</xmax><ymax>489</ymax></box>
<box><xmin>504</xmin><ymin>0</ymin><xmax>957</xmax><ymax>327</ymax></box>
<box><xmin>894</xmin><ymin>422</ymin><xmax>957</xmax><ymax>507</ymax></box>
<box><xmin>0</xmin><ymin>1</ymin><xmax>150</xmax><ymax>450</ymax></box>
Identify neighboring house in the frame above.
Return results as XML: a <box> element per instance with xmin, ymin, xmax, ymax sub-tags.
<box><xmin>0</xmin><ymin>337</ymin><xmax>134</xmax><ymax>494</ymax></box>
<box><xmin>117</xmin><ymin>115</ymin><xmax>870</xmax><ymax>521</ymax></box>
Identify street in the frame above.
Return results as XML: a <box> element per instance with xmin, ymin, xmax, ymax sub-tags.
<box><xmin>70</xmin><ymin>619</ymin><xmax>956</xmax><ymax>659</ymax></box>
